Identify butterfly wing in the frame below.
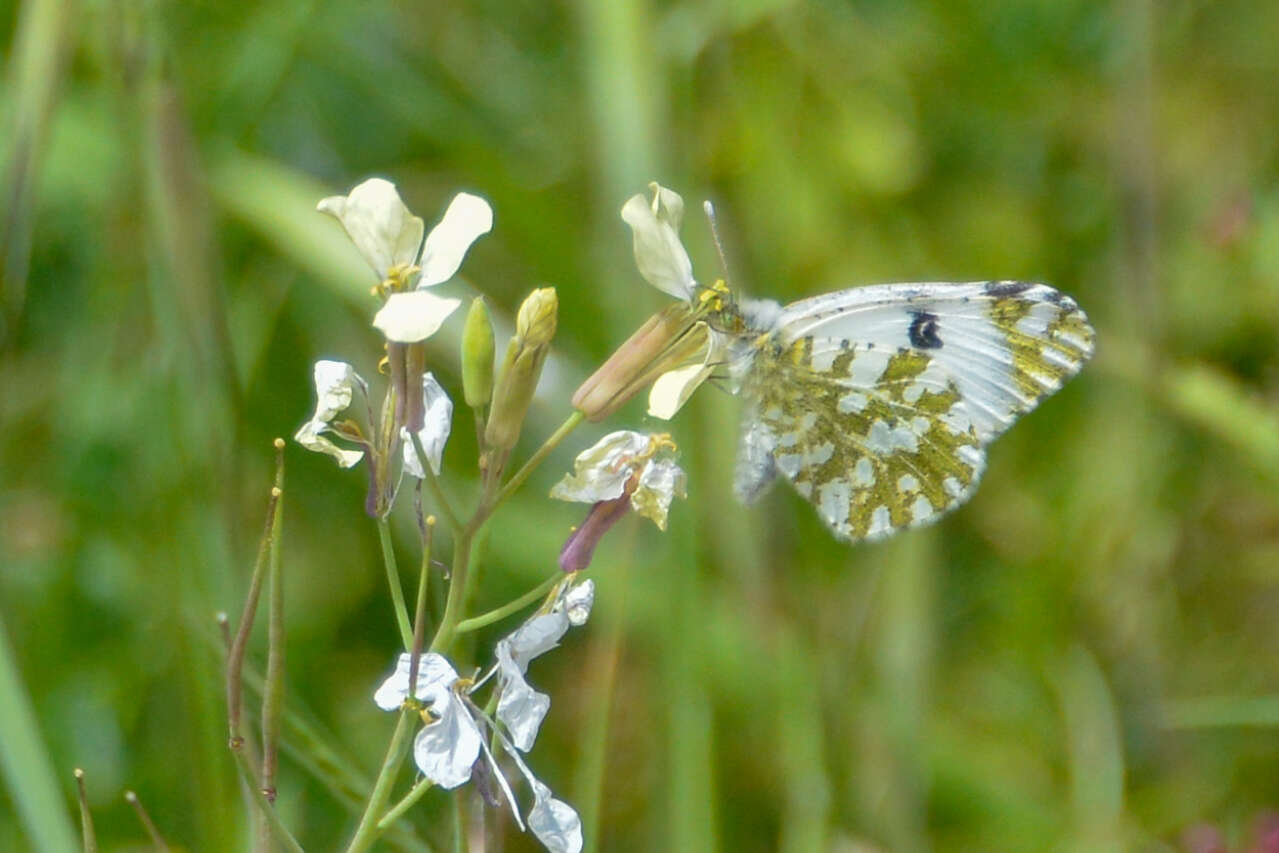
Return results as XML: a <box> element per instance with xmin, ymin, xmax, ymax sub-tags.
<box><xmin>735</xmin><ymin>280</ymin><xmax>1094</xmax><ymax>542</ymax></box>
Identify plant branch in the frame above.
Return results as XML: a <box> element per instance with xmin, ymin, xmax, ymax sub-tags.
<box><xmin>455</xmin><ymin>573</ymin><xmax>561</xmax><ymax>634</ymax></box>
<box><xmin>344</xmin><ymin>709</ymin><xmax>416</xmax><ymax>853</ymax></box>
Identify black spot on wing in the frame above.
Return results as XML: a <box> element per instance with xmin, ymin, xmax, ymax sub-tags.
<box><xmin>984</xmin><ymin>280</ymin><xmax>1035</xmax><ymax>298</ymax></box>
<box><xmin>908</xmin><ymin>311</ymin><xmax>943</xmax><ymax>349</ymax></box>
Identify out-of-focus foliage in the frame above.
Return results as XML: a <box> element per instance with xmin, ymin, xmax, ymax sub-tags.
<box><xmin>2</xmin><ymin>0</ymin><xmax>1278</xmax><ymax>850</ymax></box>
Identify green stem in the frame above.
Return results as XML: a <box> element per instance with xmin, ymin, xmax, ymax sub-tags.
<box><xmin>377</xmin><ymin>777</ymin><xmax>434</xmax><ymax>830</ymax></box>
<box><xmin>408</xmin><ymin>518</ymin><xmax>435</xmax><ymax>697</ymax></box>
<box><xmin>413</xmin><ymin>432</ymin><xmax>462</xmax><ymax>536</ymax></box>
<box><xmin>74</xmin><ymin>770</ymin><xmax>97</xmax><ymax>853</ymax></box>
<box><xmin>452</xmin><ymin>790</ymin><xmax>469</xmax><ymax>853</ymax></box>
<box><xmin>230</xmin><ymin>750</ymin><xmax>306</xmax><ymax>853</ymax></box>
<box><xmin>429</xmin><ymin>534</ymin><xmax>474</xmax><ymax>653</ymax></box>
<box><xmin>455</xmin><ymin>573</ymin><xmax>562</xmax><ymax>634</ymax></box>
<box><xmin>491</xmin><ymin>411</ymin><xmax>583</xmax><ymax>514</ymax></box>
<box><xmin>377</xmin><ymin>518</ymin><xmax>415</xmax><ymax>651</ymax></box>
<box><xmin>260</xmin><ymin>459</ymin><xmax>286</xmax><ymax>811</ymax></box>
<box><xmin>343</xmin><ymin>709</ymin><xmax>415</xmax><ymax>853</ymax></box>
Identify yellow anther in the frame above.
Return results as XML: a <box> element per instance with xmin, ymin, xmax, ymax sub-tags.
<box><xmin>381</xmin><ymin>262</ymin><xmax>422</xmax><ymax>294</ymax></box>
<box><xmin>646</xmin><ymin>433</ymin><xmax>677</xmax><ymax>455</ymax></box>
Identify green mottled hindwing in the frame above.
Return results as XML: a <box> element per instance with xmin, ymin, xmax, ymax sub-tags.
<box><xmin>732</xmin><ymin>281</ymin><xmax>1094</xmax><ymax>542</ymax></box>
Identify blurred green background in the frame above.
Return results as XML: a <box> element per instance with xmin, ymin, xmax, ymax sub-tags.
<box><xmin>3</xmin><ymin>0</ymin><xmax>1279</xmax><ymax>850</ymax></box>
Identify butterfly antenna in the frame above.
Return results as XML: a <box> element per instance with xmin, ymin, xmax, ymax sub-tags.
<box><xmin>704</xmin><ymin>200</ymin><xmax>736</xmax><ymax>297</ymax></box>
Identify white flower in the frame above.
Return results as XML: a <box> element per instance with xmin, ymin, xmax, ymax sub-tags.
<box><xmin>370</xmin><ymin>578</ymin><xmax>591</xmax><ymax>853</ymax></box>
<box><xmin>294</xmin><ymin>365</ymin><xmax>454</xmax><ymax>480</ymax></box>
<box><xmin>293</xmin><ymin>360</ymin><xmax>366</xmax><ymax>468</ymax></box>
<box><xmin>320</xmin><ymin>181</ymin><xmax>493</xmax><ymax>342</ymax></box>
<box><xmin>620</xmin><ymin>182</ymin><xmax>696</xmax><ymax>301</ymax></box>
<box><xmin>373</xmin><ymin>652</ymin><xmax>483</xmax><ymax>790</ymax></box>
<box><xmin>619</xmin><ymin>182</ymin><xmax>727</xmax><ymax>420</ymax></box>
<box><xmin>550</xmin><ymin>431</ymin><xmax>687</xmax><ymax>530</ymax></box>
<box><xmin>401</xmin><ymin>373</ymin><xmax>453</xmax><ymax>478</ymax></box>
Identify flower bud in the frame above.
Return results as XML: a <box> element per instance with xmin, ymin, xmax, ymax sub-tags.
<box><xmin>461</xmin><ymin>297</ymin><xmax>495</xmax><ymax>409</ymax></box>
<box><xmin>515</xmin><ymin>285</ymin><xmax>558</xmax><ymax>347</ymax></box>
<box><xmin>485</xmin><ymin>288</ymin><xmax>558</xmax><ymax>452</ymax></box>
<box><xmin>571</xmin><ymin>303</ymin><xmax>707</xmax><ymax>422</ymax></box>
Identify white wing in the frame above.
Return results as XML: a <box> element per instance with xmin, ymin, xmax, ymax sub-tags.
<box><xmin>734</xmin><ymin>280</ymin><xmax>1094</xmax><ymax>542</ymax></box>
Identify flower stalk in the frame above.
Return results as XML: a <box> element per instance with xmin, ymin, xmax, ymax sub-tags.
<box><xmin>343</xmin><ymin>709</ymin><xmax>416</xmax><ymax>853</ymax></box>
<box><xmin>376</xmin><ymin>518</ymin><xmax>414</xmax><ymax>652</ymax></box>
<box><xmin>261</xmin><ymin>441</ymin><xmax>287</xmax><ymax>810</ymax></box>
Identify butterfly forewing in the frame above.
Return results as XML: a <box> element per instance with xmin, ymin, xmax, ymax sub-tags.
<box><xmin>734</xmin><ymin>280</ymin><xmax>1094</xmax><ymax>542</ymax></box>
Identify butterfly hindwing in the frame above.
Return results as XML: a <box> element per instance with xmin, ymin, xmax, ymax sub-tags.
<box><xmin>734</xmin><ymin>281</ymin><xmax>1094</xmax><ymax>542</ymax></box>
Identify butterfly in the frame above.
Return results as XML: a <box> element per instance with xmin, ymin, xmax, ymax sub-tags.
<box><xmin>716</xmin><ymin>280</ymin><xmax>1094</xmax><ymax>542</ymax></box>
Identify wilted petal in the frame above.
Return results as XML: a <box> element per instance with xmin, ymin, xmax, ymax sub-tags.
<box><xmin>549</xmin><ymin>431</ymin><xmax>652</xmax><ymax>504</ymax></box>
<box><xmin>294</xmin><ymin>420</ymin><xmax>364</xmax><ymax>468</ymax></box>
<box><xmin>495</xmin><ymin>612</ymin><xmax>571</xmax><ymax>751</ymax></box>
<box><xmin>318</xmin><ymin>178</ymin><xmax>424</xmax><ymax>280</ymax></box>
<box><xmin>373</xmin><ymin>290</ymin><xmax>463</xmax><ymax>343</ymax></box>
<box><xmin>418</xmin><ymin>192</ymin><xmax>494</xmax><ymax>287</ymax></box>
<box><xmin>310</xmin><ymin>360</ymin><xmax>361</xmax><ymax>422</ymax></box>
<box><xmin>559</xmin><ymin>579</ymin><xmax>595</xmax><ymax>627</ymax></box>
<box><xmin>496</xmin><ymin>678</ymin><xmax>550</xmax><ymax>754</ymax></box>
<box><xmin>403</xmin><ymin>373</ymin><xmax>453</xmax><ymax>477</ymax></box>
<box><xmin>294</xmin><ymin>360</ymin><xmax>366</xmax><ymax>467</ymax></box>
<box><xmin>413</xmin><ymin>693</ymin><xmax>483</xmax><ymax>789</ymax></box>
<box><xmin>499</xmin><ymin>741</ymin><xmax>583</xmax><ymax>853</ymax></box>
<box><xmin>621</xmin><ymin>183</ymin><xmax>696</xmax><ymax>301</ymax></box>
<box><xmin>528</xmin><ymin>780</ymin><xmax>584</xmax><ymax>853</ymax></box>
<box><xmin>373</xmin><ymin>652</ymin><xmax>459</xmax><ymax>711</ymax></box>
<box><xmin>631</xmin><ymin>459</ymin><xmax>687</xmax><ymax>531</ymax></box>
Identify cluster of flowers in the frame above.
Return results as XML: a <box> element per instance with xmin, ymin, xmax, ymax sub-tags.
<box><xmin>293</xmin><ymin>177</ymin><xmax>708</xmax><ymax>851</ymax></box>
<box><xmin>373</xmin><ymin>579</ymin><xmax>594</xmax><ymax>852</ymax></box>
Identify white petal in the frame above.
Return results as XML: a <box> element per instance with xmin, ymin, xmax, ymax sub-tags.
<box><xmin>495</xmin><ymin>613</ymin><xmax>570</xmax><ymax>751</ymax></box>
<box><xmin>647</xmin><ymin>362</ymin><xmax>713</xmax><ymax>420</ymax></box>
<box><xmin>504</xmin><ymin>613</ymin><xmax>572</xmax><ymax>668</ymax></box>
<box><xmin>402</xmin><ymin>373</ymin><xmax>453</xmax><ymax>478</ymax></box>
<box><xmin>549</xmin><ymin>431</ymin><xmax>651</xmax><ymax>504</ymax></box>
<box><xmin>373</xmin><ymin>652</ymin><xmax>460</xmax><ymax>711</ymax></box>
<box><xmin>620</xmin><ymin>184</ymin><xmax>695</xmax><ymax>301</ymax></box>
<box><xmin>373</xmin><ymin>291</ymin><xmax>462</xmax><ymax>343</ymax></box>
<box><xmin>558</xmin><ymin>580</ymin><xmax>595</xmax><ymax>627</ymax></box>
<box><xmin>413</xmin><ymin>693</ymin><xmax>483</xmax><ymax>789</ymax></box>
<box><xmin>294</xmin><ymin>420</ymin><xmax>364</xmax><ymax>468</ymax></box>
<box><xmin>418</xmin><ymin>192</ymin><xmax>494</xmax><ymax>287</ymax></box>
<box><xmin>318</xmin><ymin>178</ymin><xmax>424</xmax><ymax>280</ymax></box>
<box><xmin>496</xmin><ymin>676</ymin><xmax>551</xmax><ymax>754</ymax></box>
<box><xmin>528</xmin><ymin>780</ymin><xmax>584</xmax><ymax>853</ymax></box>
<box><xmin>631</xmin><ymin>458</ymin><xmax>687</xmax><ymax>531</ymax></box>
